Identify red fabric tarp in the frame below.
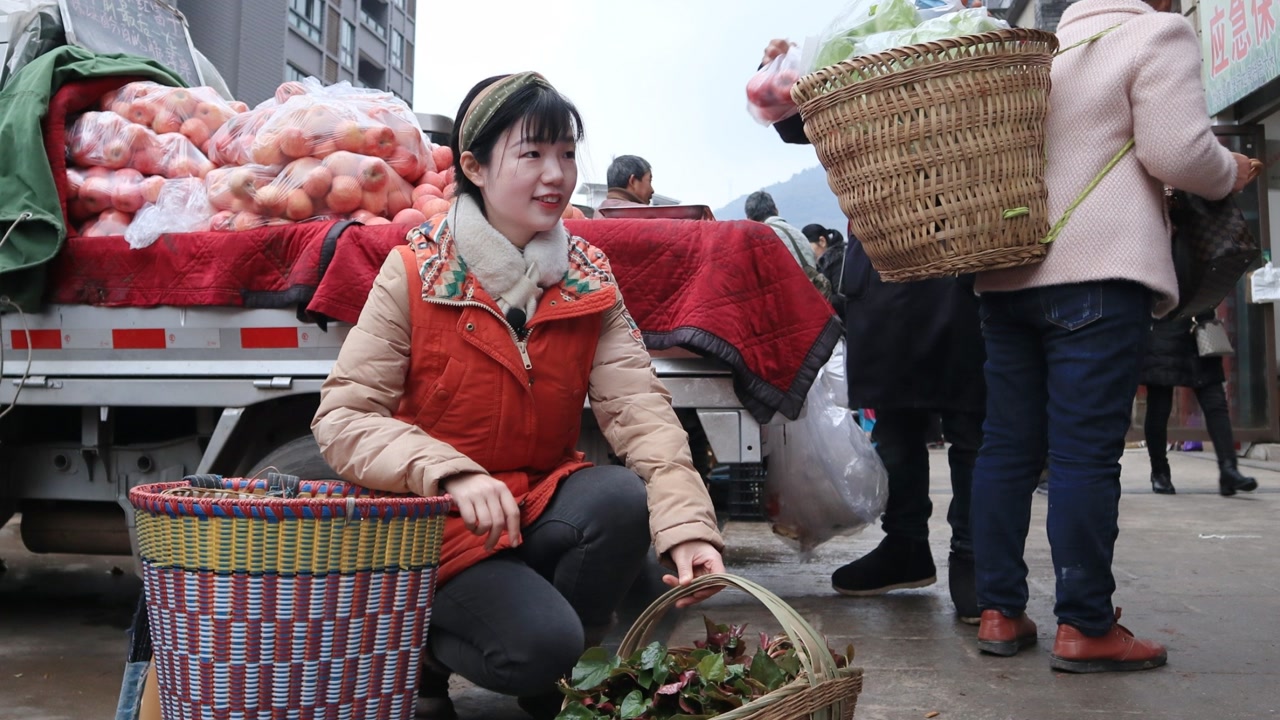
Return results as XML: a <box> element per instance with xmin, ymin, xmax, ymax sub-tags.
<box><xmin>45</xmin><ymin>218</ymin><xmax>839</xmax><ymax>422</ymax></box>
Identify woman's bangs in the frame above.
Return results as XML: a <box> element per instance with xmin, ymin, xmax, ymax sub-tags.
<box><xmin>518</xmin><ymin>88</ymin><xmax>584</xmax><ymax>145</ymax></box>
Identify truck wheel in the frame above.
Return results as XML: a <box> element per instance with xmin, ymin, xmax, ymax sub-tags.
<box><xmin>247</xmin><ymin>436</ymin><xmax>343</xmax><ymax>480</ymax></box>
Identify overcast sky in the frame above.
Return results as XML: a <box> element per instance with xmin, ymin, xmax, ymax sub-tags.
<box><xmin>411</xmin><ymin>0</ymin><xmax>850</xmax><ymax>209</ymax></box>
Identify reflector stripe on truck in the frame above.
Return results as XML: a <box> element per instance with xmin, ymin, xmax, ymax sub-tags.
<box><xmin>11</xmin><ymin>329</ymin><xmax>62</xmax><ymax>350</ymax></box>
<box><xmin>240</xmin><ymin>327</ymin><xmax>300</xmax><ymax>349</ymax></box>
<box><xmin>6</xmin><ymin>327</ymin><xmax>346</xmax><ymax>351</ymax></box>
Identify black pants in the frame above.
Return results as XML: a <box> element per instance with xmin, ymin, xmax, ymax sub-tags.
<box><xmin>872</xmin><ymin>408</ymin><xmax>983</xmax><ymax>557</ymax></box>
<box><xmin>428</xmin><ymin>465</ymin><xmax>651</xmax><ymax>697</ymax></box>
<box><xmin>1144</xmin><ymin>383</ymin><xmax>1238</xmax><ymax>469</ymax></box>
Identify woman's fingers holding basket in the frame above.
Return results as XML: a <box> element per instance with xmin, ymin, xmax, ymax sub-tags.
<box><xmin>663</xmin><ymin>541</ymin><xmax>727</xmax><ymax>608</ymax></box>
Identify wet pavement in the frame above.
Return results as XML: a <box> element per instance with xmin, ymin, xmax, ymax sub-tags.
<box><xmin>2</xmin><ymin>449</ymin><xmax>1278</xmax><ymax>720</ymax></box>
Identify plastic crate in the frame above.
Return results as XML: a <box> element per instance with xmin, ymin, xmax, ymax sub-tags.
<box><xmin>709</xmin><ymin>463</ymin><xmax>768</xmax><ymax>521</ymax></box>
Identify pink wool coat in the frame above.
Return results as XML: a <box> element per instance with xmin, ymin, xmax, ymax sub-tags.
<box><xmin>976</xmin><ymin>0</ymin><xmax>1239</xmax><ymax>317</ymax></box>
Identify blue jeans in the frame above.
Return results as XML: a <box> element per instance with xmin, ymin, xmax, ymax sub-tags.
<box><xmin>972</xmin><ymin>281</ymin><xmax>1152</xmax><ymax>636</ymax></box>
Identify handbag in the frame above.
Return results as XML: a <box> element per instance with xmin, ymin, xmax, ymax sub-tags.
<box><xmin>1193</xmin><ymin>318</ymin><xmax>1235</xmax><ymax>357</ymax></box>
<box><xmin>1167</xmin><ymin>190</ymin><xmax>1260</xmax><ymax>321</ymax></box>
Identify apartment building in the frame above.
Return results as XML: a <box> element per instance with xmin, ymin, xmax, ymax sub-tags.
<box><xmin>176</xmin><ymin>0</ymin><xmax>415</xmax><ymax>107</ymax></box>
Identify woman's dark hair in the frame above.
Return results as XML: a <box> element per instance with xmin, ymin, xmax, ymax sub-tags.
<box><xmin>450</xmin><ymin>75</ymin><xmax>585</xmax><ymax>207</ymax></box>
<box><xmin>801</xmin><ymin>224</ymin><xmax>828</xmax><ymax>244</ymax></box>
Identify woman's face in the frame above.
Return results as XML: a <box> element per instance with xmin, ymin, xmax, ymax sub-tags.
<box><xmin>472</xmin><ymin>119</ymin><xmax>577</xmax><ymax>246</ymax></box>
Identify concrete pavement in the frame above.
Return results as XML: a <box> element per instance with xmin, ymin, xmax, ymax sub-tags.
<box><xmin>2</xmin><ymin>449</ymin><xmax>1277</xmax><ymax>720</ymax></box>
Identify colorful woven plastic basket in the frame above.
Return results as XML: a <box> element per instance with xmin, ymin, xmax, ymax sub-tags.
<box><xmin>129</xmin><ymin>473</ymin><xmax>450</xmax><ymax>720</ymax></box>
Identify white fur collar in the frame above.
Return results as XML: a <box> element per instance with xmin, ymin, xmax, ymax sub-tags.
<box><xmin>446</xmin><ymin>195</ymin><xmax>571</xmax><ymax>322</ymax></box>
<box><xmin>447</xmin><ymin>194</ymin><xmax>570</xmax><ymax>301</ymax></box>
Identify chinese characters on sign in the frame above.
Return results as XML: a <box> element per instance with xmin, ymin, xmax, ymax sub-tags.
<box><xmin>1203</xmin><ymin>0</ymin><xmax>1280</xmax><ymax>113</ymax></box>
<box><xmin>57</xmin><ymin>0</ymin><xmax>202</xmax><ymax>87</ymax></box>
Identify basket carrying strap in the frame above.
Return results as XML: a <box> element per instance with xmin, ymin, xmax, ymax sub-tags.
<box><xmin>1003</xmin><ymin>24</ymin><xmax>1134</xmax><ymax>244</ymax></box>
<box><xmin>769</xmin><ymin>218</ymin><xmax>819</xmax><ymax>274</ymax></box>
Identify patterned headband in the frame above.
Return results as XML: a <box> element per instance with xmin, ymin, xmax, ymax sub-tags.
<box><xmin>459</xmin><ymin>71</ymin><xmax>549</xmax><ymax>153</ymax></box>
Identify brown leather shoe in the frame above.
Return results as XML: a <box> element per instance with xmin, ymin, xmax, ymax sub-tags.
<box><xmin>1050</xmin><ymin>609</ymin><xmax>1168</xmax><ymax>673</ymax></box>
<box><xmin>977</xmin><ymin>609</ymin><xmax>1038</xmax><ymax>656</ymax></box>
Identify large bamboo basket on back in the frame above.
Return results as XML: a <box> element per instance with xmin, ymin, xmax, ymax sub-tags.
<box><xmin>791</xmin><ymin>29</ymin><xmax>1059</xmax><ymax>282</ymax></box>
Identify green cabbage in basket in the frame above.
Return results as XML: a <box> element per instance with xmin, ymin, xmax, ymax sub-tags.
<box><xmin>855</xmin><ymin>8</ymin><xmax>1009</xmax><ymax>56</ymax></box>
<box><xmin>813</xmin><ymin>0</ymin><xmax>922</xmax><ymax>69</ymax></box>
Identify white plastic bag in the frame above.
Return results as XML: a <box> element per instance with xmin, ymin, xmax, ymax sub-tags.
<box><xmin>124</xmin><ymin>178</ymin><xmax>214</xmax><ymax>249</ymax></box>
<box><xmin>746</xmin><ymin>43</ymin><xmax>804</xmax><ymax>125</ymax></box>
<box><xmin>1250</xmin><ymin>261</ymin><xmax>1280</xmax><ymax>303</ymax></box>
<box><xmin>764</xmin><ymin>342</ymin><xmax>888</xmax><ymax>556</ymax></box>
<box><xmin>915</xmin><ymin>0</ymin><xmax>964</xmax><ymax>21</ymax></box>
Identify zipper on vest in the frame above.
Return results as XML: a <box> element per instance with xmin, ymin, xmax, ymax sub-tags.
<box><xmin>515</xmin><ymin>338</ymin><xmax>533</xmax><ymax>371</ymax></box>
<box><xmin>425</xmin><ymin>288</ymin><xmax>534</xmax><ymax>376</ymax></box>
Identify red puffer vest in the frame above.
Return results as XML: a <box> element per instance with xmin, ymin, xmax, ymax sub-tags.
<box><xmin>393</xmin><ymin>218</ymin><xmax>618</xmax><ymax>584</ymax></box>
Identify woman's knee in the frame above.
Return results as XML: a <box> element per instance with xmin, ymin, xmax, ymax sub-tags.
<box><xmin>568</xmin><ymin>465</ymin><xmax>650</xmax><ymax>542</ymax></box>
<box><xmin>495</xmin><ymin>618</ymin><xmax>585</xmax><ymax>696</ymax></box>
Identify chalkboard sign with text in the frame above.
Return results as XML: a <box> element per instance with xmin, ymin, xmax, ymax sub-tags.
<box><xmin>57</xmin><ymin>0</ymin><xmax>202</xmax><ymax>87</ymax></box>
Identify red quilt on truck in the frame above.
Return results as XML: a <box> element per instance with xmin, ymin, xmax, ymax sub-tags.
<box><xmin>45</xmin><ymin>219</ymin><xmax>839</xmax><ymax>422</ymax></box>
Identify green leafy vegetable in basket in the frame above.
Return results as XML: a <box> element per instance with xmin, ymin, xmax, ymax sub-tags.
<box><xmin>856</xmin><ymin>8</ymin><xmax>1009</xmax><ymax>56</ymax></box>
<box><xmin>556</xmin><ymin>617</ymin><xmax>854</xmax><ymax>720</ymax></box>
<box><xmin>813</xmin><ymin>0</ymin><xmax>921</xmax><ymax>70</ymax></box>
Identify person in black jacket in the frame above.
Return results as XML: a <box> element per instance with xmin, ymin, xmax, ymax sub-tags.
<box><xmin>804</xmin><ymin>224</ymin><xmax>848</xmax><ymax>318</ymax></box>
<box><xmin>1140</xmin><ymin>312</ymin><xmax>1259</xmax><ymax>496</ymax></box>
<box><xmin>763</xmin><ymin>40</ymin><xmax>986</xmax><ymax>624</ymax></box>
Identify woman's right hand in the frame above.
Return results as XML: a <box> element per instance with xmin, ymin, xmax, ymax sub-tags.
<box><xmin>441</xmin><ymin>472</ymin><xmax>522</xmax><ymax>551</ymax></box>
<box><xmin>761</xmin><ymin>38</ymin><xmax>791</xmax><ymax>66</ymax></box>
<box><xmin>1232</xmin><ymin>152</ymin><xmax>1263</xmax><ymax>192</ymax></box>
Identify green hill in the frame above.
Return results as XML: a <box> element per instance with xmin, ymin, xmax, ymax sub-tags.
<box><xmin>714</xmin><ymin>165</ymin><xmax>847</xmax><ymax>234</ymax></box>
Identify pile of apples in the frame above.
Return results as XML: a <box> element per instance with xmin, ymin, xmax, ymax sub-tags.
<box><xmin>65</xmin><ymin>109</ymin><xmax>219</xmax><ymax>237</ymax></box>
<box><xmin>65</xmin><ymin>78</ymin><xmax>470</xmax><ymax>236</ymax></box>
<box><xmin>98</xmin><ymin>81</ymin><xmax>245</xmax><ymax>155</ymax></box>
<box><xmin>205</xmin><ymin>151</ymin><xmax>424</xmax><ymax>231</ymax></box>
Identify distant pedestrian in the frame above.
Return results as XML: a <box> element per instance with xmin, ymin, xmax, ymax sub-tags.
<box><xmin>745</xmin><ymin>191</ymin><xmax>817</xmax><ymax>269</ymax></box>
<box><xmin>1140</xmin><ymin>311</ymin><xmax>1259</xmax><ymax>496</ymax></box>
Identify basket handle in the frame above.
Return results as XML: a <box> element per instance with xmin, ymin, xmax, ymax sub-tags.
<box><xmin>616</xmin><ymin>573</ymin><xmax>844</xmax><ymax>686</ymax></box>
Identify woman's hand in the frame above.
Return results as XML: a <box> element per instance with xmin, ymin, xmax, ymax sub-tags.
<box><xmin>662</xmin><ymin>540</ymin><xmax>727</xmax><ymax>608</ymax></box>
<box><xmin>441</xmin><ymin>472</ymin><xmax>522</xmax><ymax>551</ymax></box>
<box><xmin>1232</xmin><ymin>152</ymin><xmax>1263</xmax><ymax>192</ymax></box>
<box><xmin>761</xmin><ymin>38</ymin><xmax>792</xmax><ymax>67</ymax></box>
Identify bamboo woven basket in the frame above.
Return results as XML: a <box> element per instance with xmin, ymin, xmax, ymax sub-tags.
<box><xmin>614</xmin><ymin>574</ymin><xmax>862</xmax><ymax>720</ymax></box>
<box><xmin>791</xmin><ymin>29</ymin><xmax>1059</xmax><ymax>282</ymax></box>
<box><xmin>129</xmin><ymin>473</ymin><xmax>450</xmax><ymax>720</ymax></box>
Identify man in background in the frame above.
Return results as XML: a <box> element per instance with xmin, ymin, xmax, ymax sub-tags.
<box><xmin>599</xmin><ymin>155</ymin><xmax>655</xmax><ymax>210</ymax></box>
<box><xmin>745</xmin><ymin>190</ymin><xmax>817</xmax><ymax>269</ymax></box>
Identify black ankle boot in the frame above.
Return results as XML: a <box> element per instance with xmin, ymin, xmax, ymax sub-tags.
<box><xmin>948</xmin><ymin>552</ymin><xmax>979</xmax><ymax>625</ymax></box>
<box><xmin>1219</xmin><ymin>466</ymin><xmax>1259</xmax><ymax>496</ymax></box>
<box><xmin>832</xmin><ymin>536</ymin><xmax>936</xmax><ymax>596</ymax></box>
<box><xmin>1149</xmin><ymin>456</ymin><xmax>1174</xmax><ymax>494</ymax></box>
<box><xmin>416</xmin><ymin>656</ymin><xmax>457</xmax><ymax>720</ymax></box>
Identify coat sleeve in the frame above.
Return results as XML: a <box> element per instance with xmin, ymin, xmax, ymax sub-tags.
<box><xmin>1131</xmin><ymin>15</ymin><xmax>1237</xmax><ymax>200</ymax></box>
<box><xmin>311</xmin><ymin>250</ymin><xmax>487</xmax><ymax>496</ymax></box>
<box><xmin>588</xmin><ymin>294</ymin><xmax>725</xmax><ymax>557</ymax></box>
<box><xmin>772</xmin><ymin>113</ymin><xmax>810</xmax><ymax>145</ymax></box>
